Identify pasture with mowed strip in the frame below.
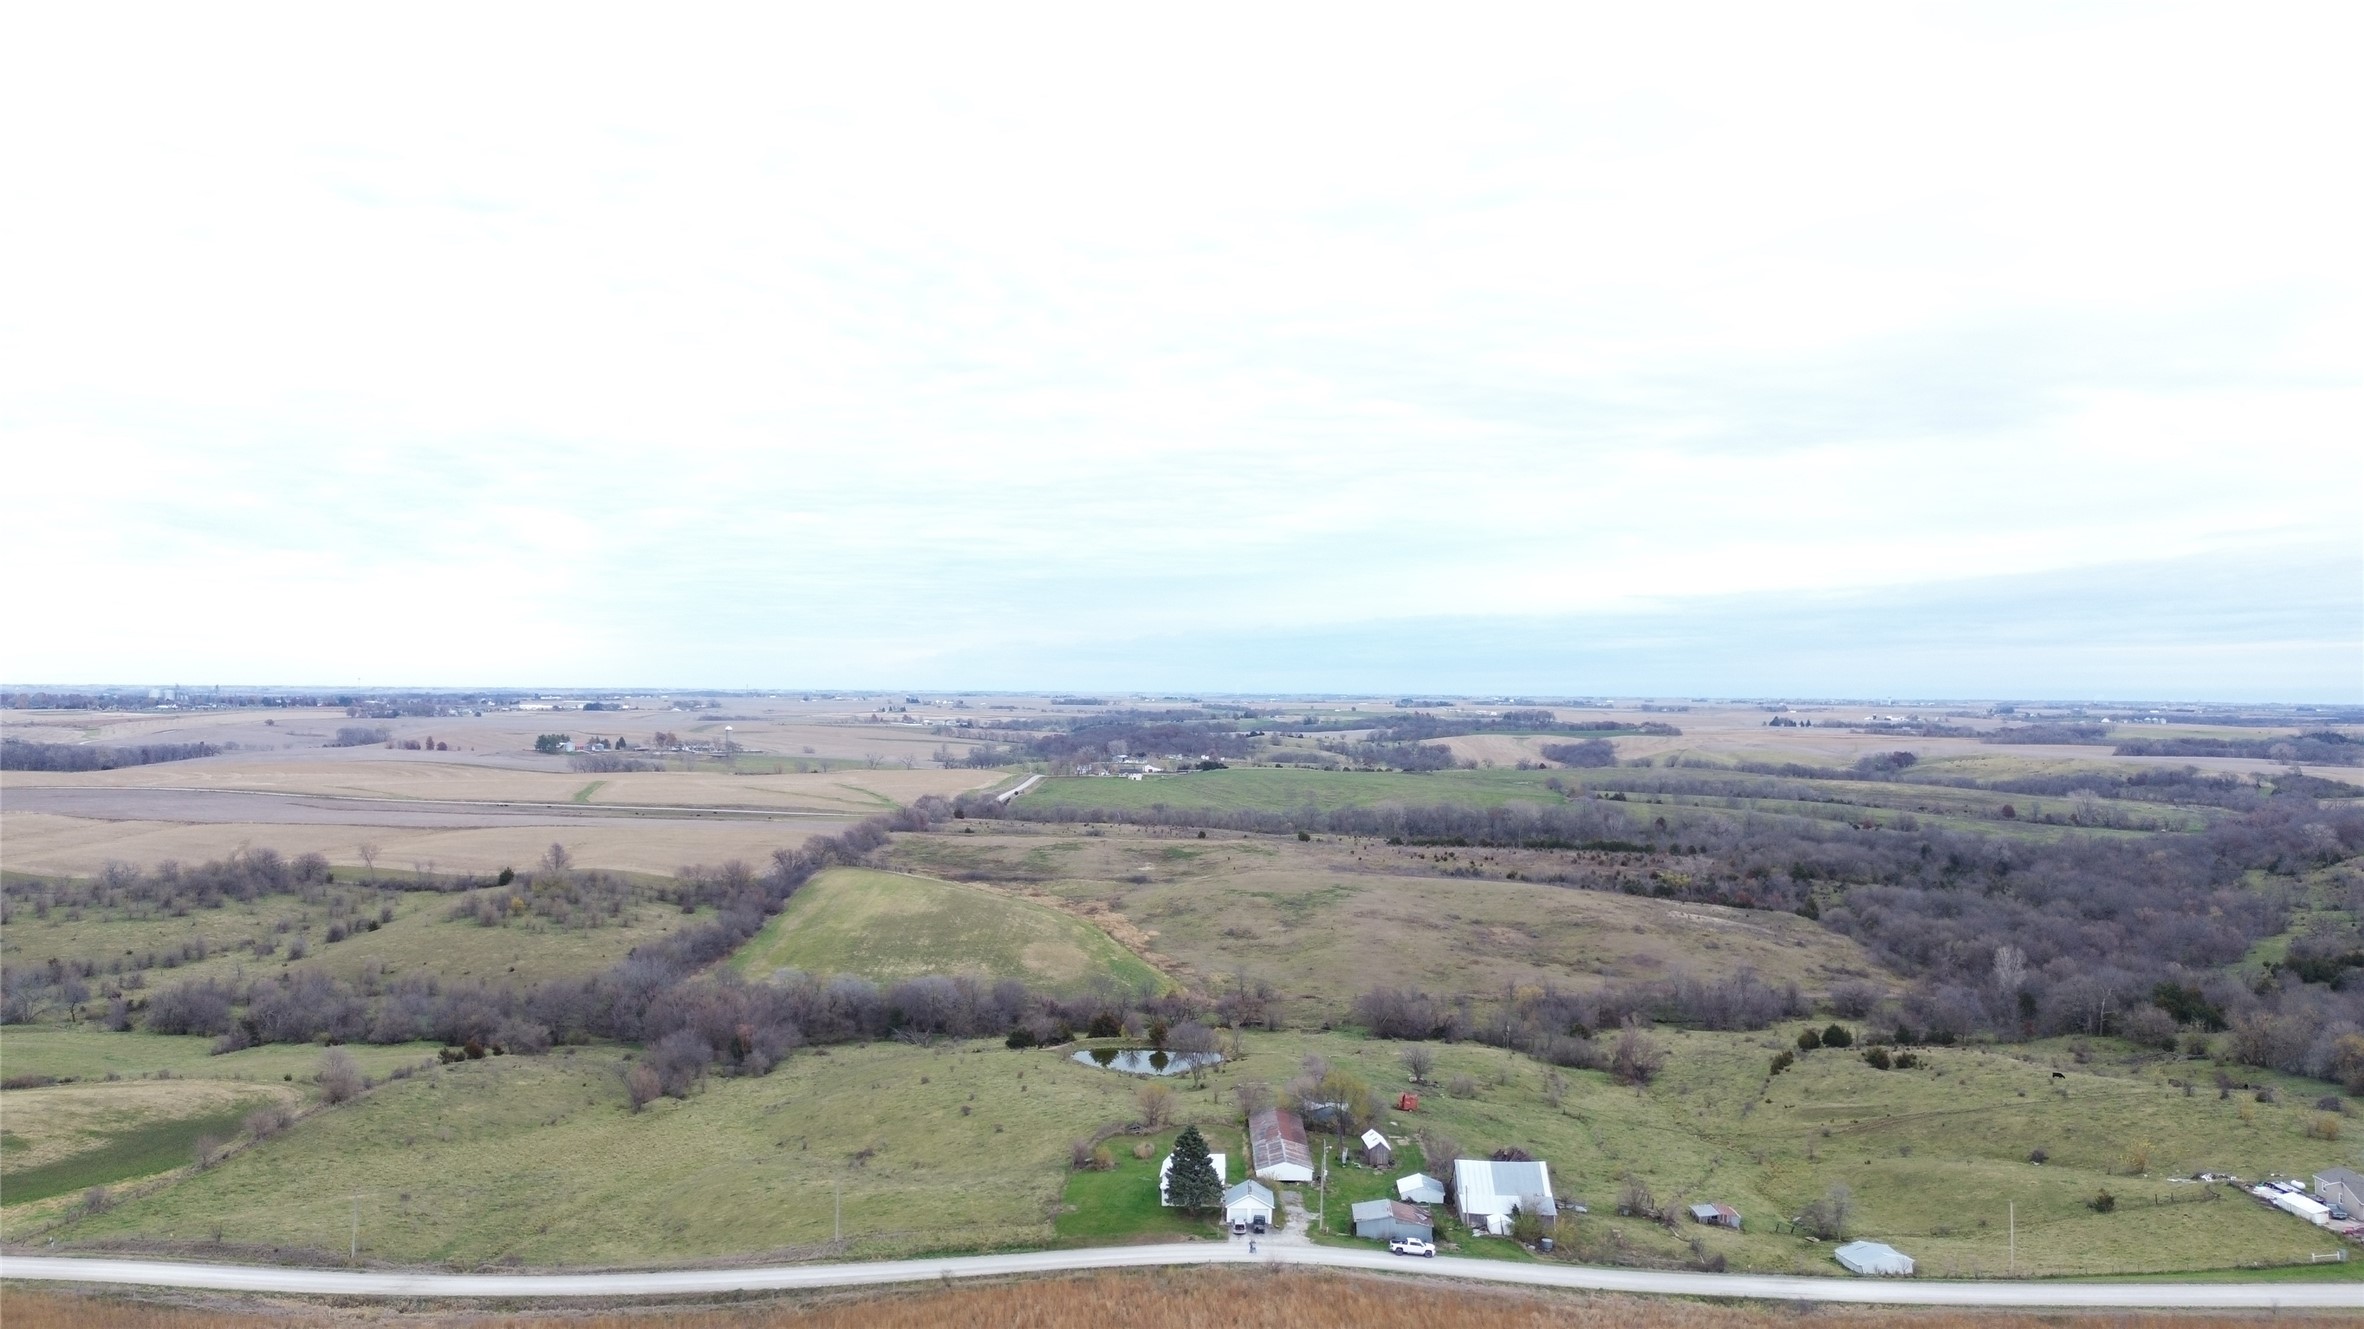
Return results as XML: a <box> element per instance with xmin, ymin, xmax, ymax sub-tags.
<box><xmin>729</xmin><ymin>867</ymin><xmax>1168</xmax><ymax>994</ymax></box>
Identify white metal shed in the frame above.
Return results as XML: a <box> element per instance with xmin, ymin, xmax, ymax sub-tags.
<box><xmin>1834</xmin><ymin>1240</ymin><xmax>1915</xmax><ymax>1276</ymax></box>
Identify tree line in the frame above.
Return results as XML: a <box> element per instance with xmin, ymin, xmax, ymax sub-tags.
<box><xmin>0</xmin><ymin>738</ymin><xmax>220</xmax><ymax>771</ymax></box>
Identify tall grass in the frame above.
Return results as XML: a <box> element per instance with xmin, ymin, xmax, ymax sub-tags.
<box><xmin>5</xmin><ymin>1271</ymin><xmax>2354</xmax><ymax>1329</ymax></box>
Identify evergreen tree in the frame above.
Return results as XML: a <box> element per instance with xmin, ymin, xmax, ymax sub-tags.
<box><xmin>1167</xmin><ymin>1124</ymin><xmax>1223</xmax><ymax>1212</ymax></box>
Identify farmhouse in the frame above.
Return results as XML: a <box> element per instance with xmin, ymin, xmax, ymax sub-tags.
<box><xmin>1158</xmin><ymin>1150</ymin><xmax>1228</xmax><ymax>1207</ymax></box>
<box><xmin>1351</xmin><ymin>1198</ymin><xmax>1434</xmax><ymax>1244</ymax></box>
<box><xmin>1222</xmin><ymin>1179</ymin><xmax>1276</xmax><ymax>1227</ymax></box>
<box><xmin>1396</xmin><ymin>1172</ymin><xmax>1446</xmax><ymax>1205</ymax></box>
<box><xmin>2317</xmin><ymin>1168</ymin><xmax>2364</xmax><ymax>1212</ymax></box>
<box><xmin>1359</xmin><ymin>1128</ymin><xmax>1394</xmax><ymax>1168</ymax></box>
<box><xmin>1249</xmin><ymin>1107</ymin><xmax>1315</xmax><ymax>1183</ymax></box>
<box><xmin>1688</xmin><ymin>1202</ymin><xmax>1742</xmax><ymax>1230</ymax></box>
<box><xmin>1834</xmin><ymin>1240</ymin><xmax>1915</xmax><ymax>1276</ymax></box>
<box><xmin>1453</xmin><ymin>1158</ymin><xmax>1555</xmax><ymax>1235</ymax></box>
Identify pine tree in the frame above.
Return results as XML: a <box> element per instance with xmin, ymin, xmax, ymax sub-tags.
<box><xmin>1167</xmin><ymin>1124</ymin><xmax>1223</xmax><ymax>1212</ymax></box>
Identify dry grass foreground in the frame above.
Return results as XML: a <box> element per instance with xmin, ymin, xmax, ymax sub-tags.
<box><xmin>6</xmin><ymin>1270</ymin><xmax>2351</xmax><ymax>1329</ymax></box>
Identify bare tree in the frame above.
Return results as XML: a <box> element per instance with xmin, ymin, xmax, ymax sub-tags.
<box><xmin>1799</xmin><ymin>1183</ymin><xmax>1853</xmax><ymax>1240</ymax></box>
<box><xmin>192</xmin><ymin>1133</ymin><xmax>228</xmax><ymax>1169</ymax></box>
<box><xmin>316</xmin><ymin>1048</ymin><xmax>363</xmax><ymax>1105</ymax></box>
<box><xmin>1168</xmin><ymin>1020</ymin><xmax>1218</xmax><ymax>1087</ymax></box>
<box><xmin>1400</xmin><ymin>1044</ymin><xmax>1437</xmax><ymax>1085</ymax></box>
<box><xmin>1137</xmin><ymin>1081</ymin><xmax>1176</xmax><ymax>1131</ymax></box>
<box><xmin>1610</xmin><ymin>1017</ymin><xmax>1667</xmax><ymax>1086</ymax></box>
<box><xmin>357</xmin><ymin>843</ymin><xmax>380</xmax><ymax>881</ymax></box>
<box><xmin>1233</xmin><ymin>1079</ymin><xmax>1273</xmax><ymax>1117</ymax></box>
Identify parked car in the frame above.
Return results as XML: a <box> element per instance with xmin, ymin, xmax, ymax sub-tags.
<box><xmin>1231</xmin><ymin>1221</ymin><xmax>1247</xmax><ymax>1235</ymax></box>
<box><xmin>1251</xmin><ymin>1214</ymin><xmax>1267</xmax><ymax>1234</ymax></box>
<box><xmin>1389</xmin><ymin>1237</ymin><xmax>1437</xmax><ymax>1258</ymax></box>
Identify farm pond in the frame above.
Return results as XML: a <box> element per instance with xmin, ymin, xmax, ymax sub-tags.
<box><xmin>1071</xmin><ymin>1048</ymin><xmax>1224</xmax><ymax>1076</ymax></box>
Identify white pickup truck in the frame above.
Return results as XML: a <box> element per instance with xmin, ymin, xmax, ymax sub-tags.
<box><xmin>1389</xmin><ymin>1237</ymin><xmax>1437</xmax><ymax>1258</ymax></box>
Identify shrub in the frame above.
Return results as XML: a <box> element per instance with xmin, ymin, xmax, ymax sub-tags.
<box><xmin>2090</xmin><ymin>1190</ymin><xmax>2116</xmax><ymax>1213</ymax></box>
<box><xmin>627</xmin><ymin>1064</ymin><xmax>662</xmax><ymax>1111</ymax></box>
<box><xmin>1446</xmin><ymin>1074</ymin><xmax>1479</xmax><ymax>1099</ymax></box>
<box><xmin>1820</xmin><ymin>1024</ymin><xmax>1853</xmax><ymax>1049</ymax></box>
<box><xmin>1769</xmin><ymin>1050</ymin><xmax>1795</xmax><ymax>1075</ymax></box>
<box><xmin>1797</xmin><ymin>1183</ymin><xmax>1852</xmax><ymax>1240</ymax></box>
<box><xmin>2307</xmin><ymin>1114</ymin><xmax>2343</xmax><ymax>1141</ymax></box>
<box><xmin>1796</xmin><ymin>1027</ymin><xmax>1822</xmax><ymax>1051</ymax></box>
<box><xmin>1891</xmin><ymin>1051</ymin><xmax>1919</xmax><ymax>1070</ymax></box>
<box><xmin>2028</xmin><ymin>1146</ymin><xmax>2049</xmax><ymax>1164</ymax></box>
<box><xmin>1610</xmin><ymin>1019</ymin><xmax>1667</xmax><ymax>1087</ymax></box>
<box><xmin>315</xmin><ymin>1048</ymin><xmax>363</xmax><ymax>1105</ymax></box>
<box><xmin>1005</xmin><ymin>1027</ymin><xmax>1036</xmax><ymax>1049</ymax></box>
<box><xmin>1862</xmin><ymin>1048</ymin><xmax>1891</xmax><ymax>1070</ymax></box>
<box><xmin>243</xmin><ymin>1104</ymin><xmax>294</xmax><ymax>1140</ymax></box>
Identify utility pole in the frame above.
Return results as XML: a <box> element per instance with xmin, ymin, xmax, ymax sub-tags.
<box><xmin>350</xmin><ymin>1193</ymin><xmax>360</xmax><ymax>1263</ymax></box>
<box><xmin>835</xmin><ymin>1179</ymin><xmax>842</xmax><ymax>1244</ymax></box>
<box><xmin>2007</xmin><ymin>1201</ymin><xmax>2014</xmax><ymax>1277</ymax></box>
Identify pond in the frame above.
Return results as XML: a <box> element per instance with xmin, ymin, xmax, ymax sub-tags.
<box><xmin>1070</xmin><ymin>1047</ymin><xmax>1224</xmax><ymax>1076</ymax></box>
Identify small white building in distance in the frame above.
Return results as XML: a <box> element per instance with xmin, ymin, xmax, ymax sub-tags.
<box><xmin>1834</xmin><ymin>1240</ymin><xmax>1915</xmax><ymax>1276</ymax></box>
<box><xmin>1396</xmin><ymin>1172</ymin><xmax>1446</xmax><ymax>1205</ymax></box>
<box><xmin>1158</xmin><ymin>1150</ymin><xmax>1228</xmax><ymax>1206</ymax></box>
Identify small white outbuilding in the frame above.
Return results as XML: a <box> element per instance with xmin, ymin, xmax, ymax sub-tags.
<box><xmin>1834</xmin><ymin>1240</ymin><xmax>1915</xmax><ymax>1276</ymax></box>
<box><xmin>1396</xmin><ymin>1172</ymin><xmax>1446</xmax><ymax>1205</ymax></box>
<box><xmin>2275</xmin><ymin>1191</ymin><xmax>2333</xmax><ymax>1226</ymax></box>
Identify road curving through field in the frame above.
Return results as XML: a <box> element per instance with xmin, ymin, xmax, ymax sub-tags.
<box><xmin>5</xmin><ymin>1243</ymin><xmax>2359</xmax><ymax>1308</ymax></box>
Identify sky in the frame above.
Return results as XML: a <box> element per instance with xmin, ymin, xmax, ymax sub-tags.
<box><xmin>2</xmin><ymin>4</ymin><xmax>2358</xmax><ymax>699</ymax></box>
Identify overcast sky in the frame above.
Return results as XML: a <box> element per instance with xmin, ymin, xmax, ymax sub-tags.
<box><xmin>3</xmin><ymin>4</ymin><xmax>2357</xmax><ymax>699</ymax></box>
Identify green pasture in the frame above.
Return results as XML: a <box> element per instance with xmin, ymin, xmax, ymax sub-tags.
<box><xmin>730</xmin><ymin>867</ymin><xmax>1166</xmax><ymax>995</ymax></box>
<box><xmin>12</xmin><ymin>1023</ymin><xmax>2360</xmax><ymax>1276</ymax></box>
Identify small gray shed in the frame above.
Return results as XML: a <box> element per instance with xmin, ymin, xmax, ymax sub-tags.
<box><xmin>1351</xmin><ymin>1198</ymin><xmax>1434</xmax><ymax>1244</ymax></box>
<box><xmin>1360</xmin><ymin>1128</ymin><xmax>1394</xmax><ymax>1169</ymax></box>
<box><xmin>1688</xmin><ymin>1202</ymin><xmax>1741</xmax><ymax>1230</ymax></box>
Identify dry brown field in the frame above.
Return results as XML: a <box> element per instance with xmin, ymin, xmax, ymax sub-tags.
<box><xmin>892</xmin><ymin>824</ymin><xmax>1884</xmax><ymax>1020</ymax></box>
<box><xmin>2</xmin><ymin>701</ymin><xmax>1005</xmax><ymax>877</ymax></box>
<box><xmin>3</xmin><ymin>1271</ymin><xmax>2347</xmax><ymax>1329</ymax></box>
<box><xmin>0</xmin><ymin>811</ymin><xmax>830</xmax><ymax>878</ymax></box>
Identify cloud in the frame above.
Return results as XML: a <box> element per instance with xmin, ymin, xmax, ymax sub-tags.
<box><xmin>0</xmin><ymin>5</ymin><xmax>2357</xmax><ymax>695</ymax></box>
